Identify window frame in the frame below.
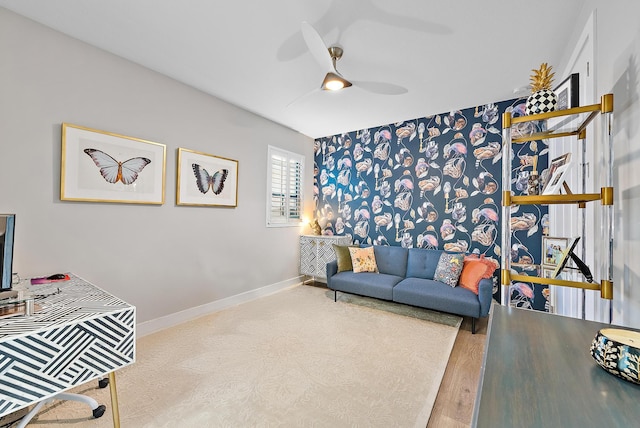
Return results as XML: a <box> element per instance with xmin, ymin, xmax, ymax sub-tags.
<box><xmin>266</xmin><ymin>145</ymin><xmax>304</xmax><ymax>227</ymax></box>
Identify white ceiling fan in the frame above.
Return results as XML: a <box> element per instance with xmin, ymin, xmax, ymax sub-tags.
<box><xmin>288</xmin><ymin>22</ymin><xmax>407</xmax><ymax>107</ymax></box>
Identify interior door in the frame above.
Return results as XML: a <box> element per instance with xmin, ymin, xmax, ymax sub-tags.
<box><xmin>550</xmin><ymin>10</ymin><xmax>608</xmax><ymax>322</ymax></box>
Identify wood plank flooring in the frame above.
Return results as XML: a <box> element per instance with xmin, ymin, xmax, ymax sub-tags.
<box><xmin>427</xmin><ymin>316</ymin><xmax>488</xmax><ymax>428</ymax></box>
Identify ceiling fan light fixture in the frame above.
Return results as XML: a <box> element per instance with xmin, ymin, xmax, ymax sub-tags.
<box><xmin>321</xmin><ymin>72</ymin><xmax>352</xmax><ymax>91</ymax></box>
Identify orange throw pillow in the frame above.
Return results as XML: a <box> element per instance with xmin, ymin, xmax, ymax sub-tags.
<box><xmin>459</xmin><ymin>255</ymin><xmax>498</xmax><ymax>294</ymax></box>
<box><xmin>459</xmin><ymin>261</ymin><xmax>490</xmax><ymax>294</ymax></box>
<box><xmin>465</xmin><ymin>254</ymin><xmax>497</xmax><ymax>275</ymax></box>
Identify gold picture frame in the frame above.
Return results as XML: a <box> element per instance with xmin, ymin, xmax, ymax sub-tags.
<box><xmin>542</xmin><ymin>236</ymin><xmax>569</xmax><ymax>268</ymax></box>
<box><xmin>176</xmin><ymin>148</ymin><xmax>238</xmax><ymax>207</ymax></box>
<box><xmin>61</xmin><ymin>123</ymin><xmax>166</xmax><ymax>204</ymax></box>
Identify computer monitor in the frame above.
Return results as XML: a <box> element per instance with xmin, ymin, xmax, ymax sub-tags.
<box><xmin>1</xmin><ymin>214</ymin><xmax>16</xmax><ymax>291</ymax></box>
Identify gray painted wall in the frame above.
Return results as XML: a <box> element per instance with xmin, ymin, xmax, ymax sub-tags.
<box><xmin>0</xmin><ymin>9</ymin><xmax>314</xmax><ymax>324</ymax></box>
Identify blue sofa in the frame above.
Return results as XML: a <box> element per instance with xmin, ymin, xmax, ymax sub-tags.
<box><xmin>326</xmin><ymin>245</ymin><xmax>494</xmax><ymax>333</ymax></box>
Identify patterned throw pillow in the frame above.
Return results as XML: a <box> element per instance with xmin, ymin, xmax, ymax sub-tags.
<box><xmin>434</xmin><ymin>252</ymin><xmax>465</xmax><ymax>287</ymax></box>
<box><xmin>333</xmin><ymin>244</ymin><xmax>355</xmax><ymax>272</ymax></box>
<box><xmin>348</xmin><ymin>246</ymin><xmax>379</xmax><ymax>273</ymax></box>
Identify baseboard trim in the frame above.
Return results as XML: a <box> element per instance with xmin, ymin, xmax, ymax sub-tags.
<box><xmin>137</xmin><ymin>276</ymin><xmax>304</xmax><ymax>337</ymax></box>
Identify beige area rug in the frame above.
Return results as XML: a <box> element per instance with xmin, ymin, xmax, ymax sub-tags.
<box><xmin>24</xmin><ymin>285</ymin><xmax>461</xmax><ymax>427</ymax></box>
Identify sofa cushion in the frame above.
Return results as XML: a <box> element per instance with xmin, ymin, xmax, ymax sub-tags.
<box><xmin>459</xmin><ymin>255</ymin><xmax>498</xmax><ymax>294</ymax></box>
<box><xmin>406</xmin><ymin>248</ymin><xmax>442</xmax><ymax>279</ymax></box>
<box><xmin>330</xmin><ymin>271</ymin><xmax>402</xmax><ymax>301</ymax></box>
<box><xmin>459</xmin><ymin>261</ymin><xmax>489</xmax><ymax>294</ymax></box>
<box><xmin>393</xmin><ymin>277</ymin><xmax>481</xmax><ymax>318</ymax></box>
<box><xmin>465</xmin><ymin>254</ymin><xmax>498</xmax><ymax>274</ymax></box>
<box><xmin>349</xmin><ymin>246</ymin><xmax>379</xmax><ymax>273</ymax></box>
<box><xmin>434</xmin><ymin>252</ymin><xmax>465</xmax><ymax>287</ymax></box>
<box><xmin>333</xmin><ymin>244</ymin><xmax>355</xmax><ymax>272</ymax></box>
<box><xmin>373</xmin><ymin>245</ymin><xmax>408</xmax><ymax>277</ymax></box>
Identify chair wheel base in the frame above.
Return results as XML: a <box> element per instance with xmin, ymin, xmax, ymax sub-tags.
<box><xmin>93</xmin><ymin>405</ymin><xmax>106</xmax><ymax>419</ymax></box>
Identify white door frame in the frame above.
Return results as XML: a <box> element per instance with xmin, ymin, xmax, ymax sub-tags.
<box><xmin>550</xmin><ymin>10</ymin><xmax>605</xmax><ymax>321</ymax></box>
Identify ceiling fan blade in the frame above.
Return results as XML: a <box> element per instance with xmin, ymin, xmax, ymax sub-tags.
<box><xmin>352</xmin><ymin>81</ymin><xmax>408</xmax><ymax>95</ymax></box>
<box><xmin>301</xmin><ymin>21</ymin><xmax>334</xmax><ymax>72</ymax></box>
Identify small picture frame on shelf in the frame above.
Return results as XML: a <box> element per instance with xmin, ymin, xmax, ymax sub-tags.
<box><xmin>542</xmin><ymin>236</ymin><xmax>569</xmax><ymax>268</ymax></box>
<box><xmin>542</xmin><ymin>266</ymin><xmax>571</xmax><ymax>281</ymax></box>
<box><xmin>546</xmin><ymin>73</ymin><xmax>580</xmax><ymax>132</ymax></box>
<box><xmin>552</xmin><ymin>237</ymin><xmax>581</xmax><ymax>278</ymax></box>
<box><xmin>541</xmin><ymin>153</ymin><xmax>572</xmax><ymax>195</ymax></box>
<box><xmin>554</xmin><ymin>73</ymin><xmax>579</xmax><ymax>110</ymax></box>
<box><xmin>551</xmin><ymin>237</ymin><xmax>594</xmax><ymax>282</ymax></box>
<box><xmin>542</xmin><ymin>267</ymin><xmax>556</xmax><ymax>279</ymax></box>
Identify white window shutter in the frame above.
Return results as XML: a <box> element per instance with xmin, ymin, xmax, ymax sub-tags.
<box><xmin>267</xmin><ymin>146</ymin><xmax>304</xmax><ymax>227</ymax></box>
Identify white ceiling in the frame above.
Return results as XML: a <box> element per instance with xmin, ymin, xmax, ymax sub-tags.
<box><xmin>1</xmin><ymin>0</ymin><xmax>585</xmax><ymax>139</ymax></box>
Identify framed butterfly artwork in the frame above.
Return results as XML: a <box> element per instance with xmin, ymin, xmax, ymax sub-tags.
<box><xmin>176</xmin><ymin>148</ymin><xmax>238</xmax><ymax>207</ymax></box>
<box><xmin>61</xmin><ymin>123</ymin><xmax>166</xmax><ymax>204</ymax></box>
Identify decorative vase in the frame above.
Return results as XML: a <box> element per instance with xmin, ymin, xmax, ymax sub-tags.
<box><xmin>591</xmin><ymin>328</ymin><xmax>640</xmax><ymax>385</ymax></box>
<box><xmin>525</xmin><ymin>89</ymin><xmax>558</xmax><ymax>115</ymax></box>
<box><xmin>310</xmin><ymin>219</ymin><xmax>322</xmax><ymax>235</ymax></box>
<box><xmin>527</xmin><ymin>172</ymin><xmax>540</xmax><ymax>195</ymax></box>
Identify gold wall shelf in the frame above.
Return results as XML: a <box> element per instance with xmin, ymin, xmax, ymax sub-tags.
<box><xmin>510</xmin><ymin>192</ymin><xmax>602</xmax><ymax>205</ymax></box>
<box><xmin>500</xmin><ymin>94</ymin><xmax>614</xmax><ymax>303</ymax></box>
<box><xmin>507</xmin><ymin>94</ymin><xmax>613</xmax><ymax>143</ymax></box>
<box><xmin>505</xmin><ymin>271</ymin><xmax>612</xmax><ymax>299</ymax></box>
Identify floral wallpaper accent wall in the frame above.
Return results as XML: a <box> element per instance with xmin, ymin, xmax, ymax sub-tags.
<box><xmin>313</xmin><ymin>98</ymin><xmax>551</xmax><ymax>311</ymax></box>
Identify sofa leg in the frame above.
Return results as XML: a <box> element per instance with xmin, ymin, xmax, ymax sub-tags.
<box><xmin>472</xmin><ymin>317</ymin><xmax>476</xmax><ymax>334</ymax></box>
<box><xmin>334</xmin><ymin>290</ymin><xmax>337</xmax><ymax>302</ymax></box>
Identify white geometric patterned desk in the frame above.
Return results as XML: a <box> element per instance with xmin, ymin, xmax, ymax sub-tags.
<box><xmin>0</xmin><ymin>274</ymin><xmax>135</xmax><ymax>427</ymax></box>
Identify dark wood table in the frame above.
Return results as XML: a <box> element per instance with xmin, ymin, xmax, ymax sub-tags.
<box><xmin>472</xmin><ymin>305</ymin><xmax>640</xmax><ymax>427</ymax></box>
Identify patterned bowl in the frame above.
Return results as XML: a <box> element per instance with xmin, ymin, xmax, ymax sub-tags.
<box><xmin>590</xmin><ymin>328</ymin><xmax>640</xmax><ymax>385</ymax></box>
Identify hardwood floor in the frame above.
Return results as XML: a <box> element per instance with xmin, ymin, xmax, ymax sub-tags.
<box><xmin>427</xmin><ymin>316</ymin><xmax>488</xmax><ymax>428</ymax></box>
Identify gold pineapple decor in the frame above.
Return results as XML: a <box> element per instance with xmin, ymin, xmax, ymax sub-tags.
<box><xmin>530</xmin><ymin>63</ymin><xmax>555</xmax><ymax>92</ymax></box>
<box><xmin>525</xmin><ymin>62</ymin><xmax>558</xmax><ymax>115</ymax></box>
